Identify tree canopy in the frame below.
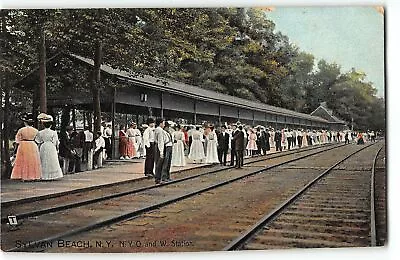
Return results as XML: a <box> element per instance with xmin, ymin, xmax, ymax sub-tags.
<box><xmin>1</xmin><ymin>8</ymin><xmax>385</xmax><ymax>132</ymax></box>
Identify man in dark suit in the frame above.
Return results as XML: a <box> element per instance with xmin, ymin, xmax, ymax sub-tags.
<box><xmin>275</xmin><ymin>129</ymin><xmax>282</xmax><ymax>152</ymax></box>
<box><xmin>233</xmin><ymin>125</ymin><xmax>245</xmax><ymax>169</ymax></box>
<box><xmin>59</xmin><ymin>126</ymin><xmax>74</xmax><ymax>174</ymax></box>
<box><xmin>217</xmin><ymin>125</ymin><xmax>230</xmax><ymax>166</ymax></box>
<box><xmin>257</xmin><ymin>127</ymin><xmax>270</xmax><ymax>155</ymax></box>
<box><xmin>264</xmin><ymin>128</ymin><xmax>271</xmax><ymax>153</ymax></box>
<box><xmin>229</xmin><ymin>124</ymin><xmax>238</xmax><ymax>166</ymax></box>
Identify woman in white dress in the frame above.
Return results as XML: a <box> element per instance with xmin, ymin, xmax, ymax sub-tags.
<box><xmin>188</xmin><ymin>127</ymin><xmax>205</xmax><ymax>163</ymax></box>
<box><xmin>302</xmin><ymin>130</ymin><xmax>309</xmax><ymax>147</ymax></box>
<box><xmin>205</xmin><ymin>126</ymin><xmax>219</xmax><ymax>164</ymax></box>
<box><xmin>281</xmin><ymin>129</ymin><xmax>288</xmax><ymax>150</ymax></box>
<box><xmin>35</xmin><ymin>115</ymin><xmax>63</xmax><ymax>180</ymax></box>
<box><xmin>269</xmin><ymin>128</ymin><xmax>275</xmax><ymax>149</ymax></box>
<box><xmin>171</xmin><ymin>126</ymin><xmax>186</xmax><ymax>167</ymax></box>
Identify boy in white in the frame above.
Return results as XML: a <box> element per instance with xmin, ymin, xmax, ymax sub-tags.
<box><xmin>93</xmin><ymin>131</ymin><xmax>105</xmax><ymax>169</ymax></box>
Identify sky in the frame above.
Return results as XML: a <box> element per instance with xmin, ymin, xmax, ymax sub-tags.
<box><xmin>266</xmin><ymin>6</ymin><xmax>385</xmax><ymax>97</ymax></box>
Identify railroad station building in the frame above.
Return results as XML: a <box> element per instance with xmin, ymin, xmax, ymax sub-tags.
<box><xmin>310</xmin><ymin>102</ymin><xmax>348</xmax><ymax>131</ymax></box>
<box><xmin>13</xmin><ymin>52</ymin><xmax>347</xmax><ymax>157</ymax></box>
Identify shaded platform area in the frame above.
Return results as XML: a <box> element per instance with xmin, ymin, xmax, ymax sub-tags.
<box><xmin>0</xmin><ymin>144</ymin><xmax>329</xmax><ymax>205</ymax></box>
<box><xmin>0</xmin><ymin>158</ymin><xmax>209</xmax><ymax>204</ymax></box>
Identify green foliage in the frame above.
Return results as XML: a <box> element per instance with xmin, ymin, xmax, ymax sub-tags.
<box><xmin>1</xmin><ymin>8</ymin><xmax>385</xmax><ymax>132</ymax></box>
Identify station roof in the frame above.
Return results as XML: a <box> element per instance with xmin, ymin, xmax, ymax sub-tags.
<box><xmin>310</xmin><ymin>103</ymin><xmax>346</xmax><ymax>124</ymax></box>
<box><xmin>68</xmin><ymin>53</ymin><xmax>328</xmax><ymax>123</ymax></box>
<box><xmin>13</xmin><ymin>52</ymin><xmax>329</xmax><ymax>124</ymax></box>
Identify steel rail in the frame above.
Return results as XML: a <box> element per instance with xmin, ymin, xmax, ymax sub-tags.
<box><xmin>1</xmin><ymin>142</ymin><xmax>335</xmax><ymax>208</ymax></box>
<box><xmin>1</xmin><ymin>143</ymin><xmax>343</xmax><ymax>224</ymax></box>
<box><xmin>0</xmin><ymin>164</ymin><xmax>212</xmax><ymax>207</ymax></box>
<box><xmin>223</xmin><ymin>142</ymin><xmax>380</xmax><ymax>251</ymax></box>
<box><xmin>370</xmin><ymin>146</ymin><xmax>384</xmax><ymax>246</ymax></box>
<box><xmin>6</xmin><ymin>142</ymin><xmax>347</xmax><ymax>252</ymax></box>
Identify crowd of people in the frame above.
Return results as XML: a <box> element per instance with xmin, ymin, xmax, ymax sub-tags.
<box><xmin>10</xmin><ymin>112</ymin><xmax>107</xmax><ymax>181</ymax></box>
<box><xmin>9</xmin><ymin>112</ymin><xmax>378</xmax><ymax>183</ymax></box>
<box><xmin>124</xmin><ymin>117</ymin><xmax>377</xmax><ymax>184</ymax></box>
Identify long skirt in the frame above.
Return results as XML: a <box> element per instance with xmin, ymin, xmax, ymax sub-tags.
<box><xmin>205</xmin><ymin>140</ymin><xmax>219</xmax><ymax>164</ymax></box>
<box><xmin>39</xmin><ymin>142</ymin><xmax>63</xmax><ymax>180</ymax></box>
<box><xmin>269</xmin><ymin>133</ymin><xmax>275</xmax><ymax>148</ymax></box>
<box><xmin>171</xmin><ymin>140</ymin><xmax>186</xmax><ymax>167</ymax></box>
<box><xmin>87</xmin><ymin>149</ymin><xmax>93</xmax><ymax>170</ymax></box>
<box><xmin>246</xmin><ymin>140</ymin><xmax>258</xmax><ymax>150</ymax></box>
<box><xmin>119</xmin><ymin>137</ymin><xmax>128</xmax><ymax>157</ymax></box>
<box><xmin>188</xmin><ymin>140</ymin><xmax>205</xmax><ymax>162</ymax></box>
<box><xmin>127</xmin><ymin>137</ymin><xmax>136</xmax><ymax>158</ymax></box>
<box><xmin>135</xmin><ymin>136</ymin><xmax>144</xmax><ymax>157</ymax></box>
<box><xmin>11</xmin><ymin>141</ymin><xmax>41</xmax><ymax>181</ymax></box>
<box><xmin>302</xmin><ymin>135</ymin><xmax>308</xmax><ymax>147</ymax></box>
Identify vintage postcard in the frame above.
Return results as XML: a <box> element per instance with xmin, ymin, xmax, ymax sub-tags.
<box><xmin>0</xmin><ymin>3</ymin><xmax>387</xmax><ymax>256</ymax></box>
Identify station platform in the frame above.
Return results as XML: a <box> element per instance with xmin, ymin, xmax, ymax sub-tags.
<box><xmin>0</xmin><ymin>158</ymin><xmax>211</xmax><ymax>205</ymax></box>
<box><xmin>0</xmin><ymin>144</ymin><xmax>326</xmax><ymax>205</ymax></box>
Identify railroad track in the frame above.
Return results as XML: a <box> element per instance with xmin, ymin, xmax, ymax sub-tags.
<box><xmin>225</xmin><ymin>142</ymin><xmax>384</xmax><ymax>250</ymax></box>
<box><xmin>1</xmin><ymin>143</ymin><xmax>347</xmax><ymax>252</ymax></box>
<box><xmin>0</xmin><ymin>142</ymin><xmax>340</xmax><ymax>223</ymax></box>
<box><xmin>373</xmin><ymin>146</ymin><xmax>387</xmax><ymax>246</ymax></box>
<box><xmin>28</xmin><ymin>142</ymin><xmax>381</xmax><ymax>253</ymax></box>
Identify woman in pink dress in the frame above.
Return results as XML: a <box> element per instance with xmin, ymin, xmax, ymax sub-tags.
<box><xmin>246</xmin><ymin>129</ymin><xmax>258</xmax><ymax>157</ymax></box>
<box><xmin>126</xmin><ymin>123</ymin><xmax>137</xmax><ymax>159</ymax></box>
<box><xmin>11</xmin><ymin>113</ymin><xmax>42</xmax><ymax>181</ymax></box>
<box><xmin>119</xmin><ymin>126</ymin><xmax>129</xmax><ymax>159</ymax></box>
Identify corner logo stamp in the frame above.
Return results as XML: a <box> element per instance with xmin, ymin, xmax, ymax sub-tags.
<box><xmin>7</xmin><ymin>215</ymin><xmax>19</xmax><ymax>230</ymax></box>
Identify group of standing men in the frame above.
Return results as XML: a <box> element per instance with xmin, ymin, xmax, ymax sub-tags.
<box><xmin>141</xmin><ymin>120</ymin><xmax>263</xmax><ymax>184</ymax></box>
<box><xmin>142</xmin><ymin>118</ymin><xmax>173</xmax><ymax>184</ymax></box>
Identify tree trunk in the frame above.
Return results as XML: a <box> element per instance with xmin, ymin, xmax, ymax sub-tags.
<box><xmin>92</xmin><ymin>41</ymin><xmax>103</xmax><ymax>134</ymax></box>
<box><xmin>1</xmin><ymin>13</ymin><xmax>11</xmax><ymax>179</ymax></box>
<box><xmin>72</xmin><ymin>108</ymin><xmax>76</xmax><ymax>131</ymax></box>
<box><xmin>1</xmin><ymin>79</ymin><xmax>11</xmax><ymax>179</ymax></box>
<box><xmin>39</xmin><ymin>27</ymin><xmax>47</xmax><ymax>113</ymax></box>
<box><xmin>32</xmin><ymin>79</ymin><xmax>39</xmax><ymax>128</ymax></box>
<box><xmin>61</xmin><ymin>106</ymin><xmax>70</xmax><ymax>132</ymax></box>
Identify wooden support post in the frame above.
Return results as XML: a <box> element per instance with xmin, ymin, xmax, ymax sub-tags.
<box><xmin>72</xmin><ymin>108</ymin><xmax>76</xmax><ymax>131</ymax></box>
<box><xmin>193</xmin><ymin>100</ymin><xmax>197</xmax><ymax>125</ymax></box>
<box><xmin>111</xmin><ymin>87</ymin><xmax>116</xmax><ymax>159</ymax></box>
<box><xmin>39</xmin><ymin>27</ymin><xmax>47</xmax><ymax>114</ymax></box>
<box><xmin>218</xmin><ymin>105</ymin><xmax>222</xmax><ymax>126</ymax></box>
<box><xmin>160</xmin><ymin>92</ymin><xmax>164</xmax><ymax>119</ymax></box>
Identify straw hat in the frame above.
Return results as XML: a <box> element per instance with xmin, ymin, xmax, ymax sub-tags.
<box><xmin>42</xmin><ymin>115</ymin><xmax>53</xmax><ymax>122</ymax></box>
<box><xmin>37</xmin><ymin>113</ymin><xmax>47</xmax><ymax>121</ymax></box>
